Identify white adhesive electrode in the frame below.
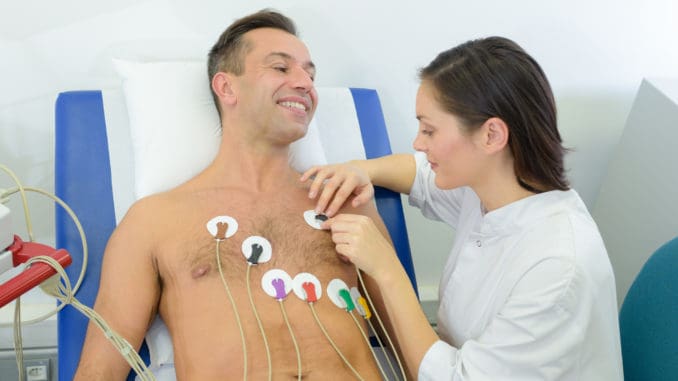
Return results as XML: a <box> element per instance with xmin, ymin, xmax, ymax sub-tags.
<box><xmin>327</xmin><ymin>279</ymin><xmax>350</xmax><ymax>309</ymax></box>
<box><xmin>303</xmin><ymin>210</ymin><xmax>328</xmax><ymax>230</ymax></box>
<box><xmin>206</xmin><ymin>215</ymin><xmax>238</xmax><ymax>239</ymax></box>
<box><xmin>350</xmin><ymin>287</ymin><xmax>366</xmax><ymax>316</ymax></box>
<box><xmin>292</xmin><ymin>272</ymin><xmax>322</xmax><ymax>302</ymax></box>
<box><xmin>261</xmin><ymin>269</ymin><xmax>293</xmax><ymax>300</ymax></box>
<box><xmin>241</xmin><ymin>236</ymin><xmax>272</xmax><ymax>264</ymax></box>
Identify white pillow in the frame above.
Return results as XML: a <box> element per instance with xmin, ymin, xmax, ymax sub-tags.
<box><xmin>112</xmin><ymin>59</ymin><xmax>329</xmax><ymax>200</ymax></box>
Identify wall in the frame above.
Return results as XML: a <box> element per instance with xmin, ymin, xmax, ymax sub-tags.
<box><xmin>593</xmin><ymin>78</ymin><xmax>678</xmax><ymax>305</ymax></box>
<box><xmin>1</xmin><ymin>0</ymin><xmax>677</xmax><ymax>306</ymax></box>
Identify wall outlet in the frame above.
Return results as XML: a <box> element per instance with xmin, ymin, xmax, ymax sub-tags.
<box><xmin>25</xmin><ymin>358</ymin><xmax>50</xmax><ymax>381</ymax></box>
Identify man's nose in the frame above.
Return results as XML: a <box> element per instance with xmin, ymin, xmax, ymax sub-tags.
<box><xmin>291</xmin><ymin>66</ymin><xmax>313</xmax><ymax>91</ymax></box>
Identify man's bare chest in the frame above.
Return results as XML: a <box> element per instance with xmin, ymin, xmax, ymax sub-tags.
<box><xmin>153</xmin><ymin>198</ymin><xmax>346</xmax><ymax>288</ymax></box>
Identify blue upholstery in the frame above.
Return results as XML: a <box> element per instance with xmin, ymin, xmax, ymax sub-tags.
<box><xmin>54</xmin><ymin>91</ymin><xmax>150</xmax><ymax>381</ymax></box>
<box><xmin>351</xmin><ymin>88</ymin><xmax>417</xmax><ymax>293</ymax></box>
<box><xmin>619</xmin><ymin>236</ymin><xmax>678</xmax><ymax>380</ymax></box>
<box><xmin>55</xmin><ymin>88</ymin><xmax>416</xmax><ymax>380</ymax></box>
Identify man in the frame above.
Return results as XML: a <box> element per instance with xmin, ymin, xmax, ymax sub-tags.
<box><xmin>74</xmin><ymin>9</ymin><xmax>392</xmax><ymax>380</ymax></box>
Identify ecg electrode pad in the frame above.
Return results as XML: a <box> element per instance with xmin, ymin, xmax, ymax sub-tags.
<box><xmin>261</xmin><ymin>269</ymin><xmax>293</xmax><ymax>300</ymax></box>
<box><xmin>292</xmin><ymin>272</ymin><xmax>322</xmax><ymax>302</ymax></box>
<box><xmin>241</xmin><ymin>236</ymin><xmax>272</xmax><ymax>264</ymax></box>
<box><xmin>303</xmin><ymin>210</ymin><xmax>328</xmax><ymax>230</ymax></box>
<box><xmin>206</xmin><ymin>215</ymin><xmax>238</xmax><ymax>239</ymax></box>
<box><xmin>327</xmin><ymin>278</ymin><xmax>350</xmax><ymax>309</ymax></box>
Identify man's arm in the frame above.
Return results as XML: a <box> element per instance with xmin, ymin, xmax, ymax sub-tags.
<box><xmin>74</xmin><ymin>200</ymin><xmax>161</xmax><ymax>380</ymax></box>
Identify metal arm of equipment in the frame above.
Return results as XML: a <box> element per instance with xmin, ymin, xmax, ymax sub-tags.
<box><xmin>0</xmin><ymin>235</ymin><xmax>72</xmax><ymax>308</ymax></box>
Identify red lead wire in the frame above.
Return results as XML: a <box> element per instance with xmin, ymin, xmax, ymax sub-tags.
<box><xmin>302</xmin><ymin>281</ymin><xmax>318</xmax><ymax>303</ymax></box>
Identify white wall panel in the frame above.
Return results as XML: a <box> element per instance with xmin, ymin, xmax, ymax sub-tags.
<box><xmin>593</xmin><ymin>78</ymin><xmax>678</xmax><ymax>305</ymax></box>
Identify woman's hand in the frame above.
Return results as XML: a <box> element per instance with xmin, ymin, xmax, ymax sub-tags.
<box><xmin>323</xmin><ymin>214</ymin><xmax>399</xmax><ymax>282</ymax></box>
<box><xmin>300</xmin><ymin>162</ymin><xmax>374</xmax><ymax>217</ymax></box>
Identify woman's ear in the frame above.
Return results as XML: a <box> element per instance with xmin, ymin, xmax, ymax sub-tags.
<box><xmin>211</xmin><ymin>72</ymin><xmax>237</xmax><ymax>106</ymax></box>
<box><xmin>480</xmin><ymin>117</ymin><xmax>509</xmax><ymax>154</ymax></box>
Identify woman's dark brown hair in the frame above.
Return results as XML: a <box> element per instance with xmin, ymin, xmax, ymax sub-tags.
<box><xmin>420</xmin><ymin>36</ymin><xmax>569</xmax><ymax>192</ymax></box>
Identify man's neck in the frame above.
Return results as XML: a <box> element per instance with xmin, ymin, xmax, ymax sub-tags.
<box><xmin>201</xmin><ymin>114</ymin><xmax>308</xmax><ymax>191</ymax></box>
<box><xmin>203</xmin><ymin>140</ymin><xmax>299</xmax><ymax>192</ymax></box>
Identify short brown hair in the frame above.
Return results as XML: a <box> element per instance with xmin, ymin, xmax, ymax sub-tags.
<box><xmin>420</xmin><ymin>36</ymin><xmax>569</xmax><ymax>192</ymax></box>
<box><xmin>207</xmin><ymin>9</ymin><xmax>297</xmax><ymax>114</ymax></box>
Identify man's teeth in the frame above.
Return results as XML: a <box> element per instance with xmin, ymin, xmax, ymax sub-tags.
<box><xmin>279</xmin><ymin>101</ymin><xmax>306</xmax><ymax>110</ymax></box>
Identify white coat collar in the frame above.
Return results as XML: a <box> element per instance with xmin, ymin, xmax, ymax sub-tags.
<box><xmin>477</xmin><ymin>189</ymin><xmax>585</xmax><ymax>235</ymax></box>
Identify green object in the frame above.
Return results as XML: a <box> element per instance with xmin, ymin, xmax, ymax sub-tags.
<box><xmin>338</xmin><ymin>289</ymin><xmax>355</xmax><ymax>312</ymax></box>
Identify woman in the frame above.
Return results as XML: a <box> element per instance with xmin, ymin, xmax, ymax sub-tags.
<box><xmin>301</xmin><ymin>37</ymin><xmax>623</xmax><ymax>380</ymax></box>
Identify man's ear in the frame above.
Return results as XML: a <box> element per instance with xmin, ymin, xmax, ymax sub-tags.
<box><xmin>479</xmin><ymin>117</ymin><xmax>509</xmax><ymax>154</ymax></box>
<box><xmin>211</xmin><ymin>72</ymin><xmax>237</xmax><ymax>105</ymax></box>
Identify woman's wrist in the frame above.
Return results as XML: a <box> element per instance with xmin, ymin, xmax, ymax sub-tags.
<box><xmin>347</xmin><ymin>159</ymin><xmax>371</xmax><ymax>181</ymax></box>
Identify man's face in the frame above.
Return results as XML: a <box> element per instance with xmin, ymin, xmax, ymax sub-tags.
<box><xmin>232</xmin><ymin>27</ymin><xmax>318</xmax><ymax>146</ymax></box>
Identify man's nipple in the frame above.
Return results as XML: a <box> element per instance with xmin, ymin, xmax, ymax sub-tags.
<box><xmin>191</xmin><ymin>264</ymin><xmax>212</xmax><ymax>279</ymax></box>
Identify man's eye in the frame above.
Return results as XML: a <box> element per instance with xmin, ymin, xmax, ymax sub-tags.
<box><xmin>422</xmin><ymin>130</ymin><xmax>433</xmax><ymax>136</ymax></box>
<box><xmin>274</xmin><ymin>66</ymin><xmax>288</xmax><ymax>73</ymax></box>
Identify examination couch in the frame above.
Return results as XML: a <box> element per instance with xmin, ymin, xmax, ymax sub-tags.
<box><xmin>54</xmin><ymin>60</ymin><xmax>416</xmax><ymax>380</ymax></box>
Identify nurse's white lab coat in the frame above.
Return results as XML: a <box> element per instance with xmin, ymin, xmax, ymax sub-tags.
<box><xmin>409</xmin><ymin>153</ymin><xmax>623</xmax><ymax>380</ymax></box>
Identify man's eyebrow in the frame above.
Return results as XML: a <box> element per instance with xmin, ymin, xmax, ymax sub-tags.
<box><xmin>266</xmin><ymin>52</ymin><xmax>316</xmax><ymax>73</ymax></box>
<box><xmin>265</xmin><ymin>52</ymin><xmax>292</xmax><ymax>61</ymax></box>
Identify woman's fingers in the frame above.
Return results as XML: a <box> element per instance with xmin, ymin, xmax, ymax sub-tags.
<box><xmin>301</xmin><ymin>164</ymin><xmax>374</xmax><ymax>216</ymax></box>
<box><xmin>350</xmin><ymin>186</ymin><xmax>374</xmax><ymax>208</ymax></box>
<box><xmin>323</xmin><ymin>177</ymin><xmax>361</xmax><ymax>216</ymax></box>
<box><xmin>304</xmin><ymin>166</ymin><xmax>334</xmax><ymax>199</ymax></box>
<box><xmin>325</xmin><ymin>214</ymin><xmax>399</xmax><ymax>282</ymax></box>
<box><xmin>324</xmin><ymin>215</ymin><xmax>376</xmax><ymax>266</ymax></box>
<box><xmin>299</xmin><ymin>166</ymin><xmax>317</xmax><ymax>182</ymax></box>
<box><xmin>315</xmin><ymin>174</ymin><xmax>347</xmax><ymax>214</ymax></box>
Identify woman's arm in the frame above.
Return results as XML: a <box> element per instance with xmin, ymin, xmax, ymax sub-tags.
<box><xmin>358</xmin><ymin>153</ymin><xmax>416</xmax><ymax>194</ymax></box>
<box><xmin>375</xmin><ymin>254</ymin><xmax>439</xmax><ymax>380</ymax></box>
<box><xmin>323</xmin><ymin>213</ymin><xmax>438</xmax><ymax>379</ymax></box>
<box><xmin>301</xmin><ymin>153</ymin><xmax>416</xmax><ymax>216</ymax></box>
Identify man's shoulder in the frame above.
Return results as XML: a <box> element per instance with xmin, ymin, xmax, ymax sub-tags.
<box><xmin>127</xmin><ymin>191</ymin><xmax>171</xmax><ymax>214</ymax></box>
<box><xmin>117</xmin><ymin>190</ymin><xmax>186</xmax><ymax>229</ymax></box>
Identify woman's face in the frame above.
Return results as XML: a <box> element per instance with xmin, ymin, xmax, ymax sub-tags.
<box><xmin>413</xmin><ymin>82</ymin><xmax>483</xmax><ymax>189</ymax></box>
